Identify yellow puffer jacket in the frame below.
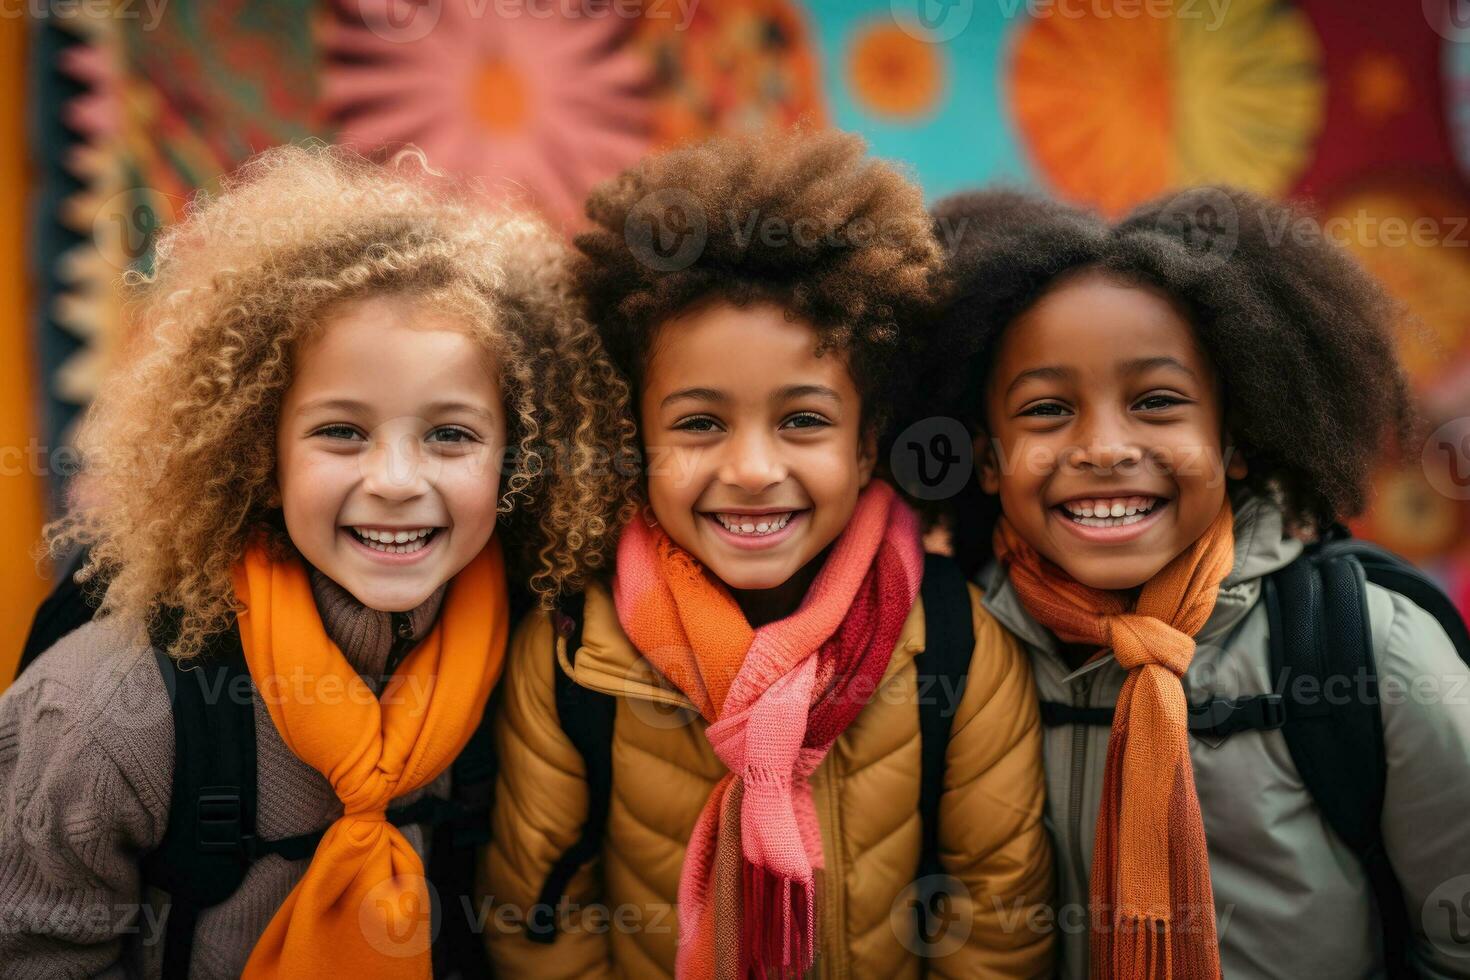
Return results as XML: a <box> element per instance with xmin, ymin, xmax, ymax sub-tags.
<box><xmin>478</xmin><ymin>579</ymin><xmax>1054</xmax><ymax>979</ymax></box>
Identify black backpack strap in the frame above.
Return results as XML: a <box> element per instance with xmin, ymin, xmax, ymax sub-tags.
<box><xmin>426</xmin><ymin>680</ymin><xmax>500</xmax><ymax>979</ymax></box>
<box><xmin>1038</xmin><ymin>702</ymin><xmax>1114</xmax><ymax>727</ymax></box>
<box><xmin>528</xmin><ymin>593</ymin><xmax>617</xmax><ymax>943</ymax></box>
<box><xmin>1317</xmin><ymin>531</ymin><xmax>1470</xmax><ymax>664</ymax></box>
<box><xmin>1266</xmin><ymin>548</ymin><xmax>1413</xmax><ymax>978</ymax></box>
<box><xmin>1037</xmin><ymin>696</ymin><xmax>1286</xmax><ymax>739</ymax></box>
<box><xmin>239</xmin><ymin>793</ymin><xmax>467</xmax><ymax>861</ymax></box>
<box><xmin>17</xmin><ymin>547</ymin><xmax>99</xmax><ymax>677</ymax></box>
<box><xmin>913</xmin><ymin>554</ymin><xmax>975</xmax><ymax>884</ymax></box>
<box><xmin>139</xmin><ymin>619</ymin><xmax>257</xmax><ymax>980</ymax></box>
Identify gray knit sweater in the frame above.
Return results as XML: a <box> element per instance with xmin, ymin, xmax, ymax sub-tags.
<box><xmin>0</xmin><ymin>569</ymin><xmax>451</xmax><ymax>979</ymax></box>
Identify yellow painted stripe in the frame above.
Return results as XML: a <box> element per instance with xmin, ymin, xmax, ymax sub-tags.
<box><xmin>0</xmin><ymin>18</ymin><xmax>51</xmax><ymax>689</ymax></box>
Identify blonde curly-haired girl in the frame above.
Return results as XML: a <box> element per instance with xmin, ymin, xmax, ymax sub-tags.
<box><xmin>0</xmin><ymin>143</ymin><xmax>636</xmax><ymax>979</ymax></box>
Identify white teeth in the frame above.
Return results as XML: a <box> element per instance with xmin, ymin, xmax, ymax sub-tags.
<box><xmin>1060</xmin><ymin>497</ymin><xmax>1163</xmax><ymax>527</ymax></box>
<box><xmin>1070</xmin><ymin>512</ymin><xmax>1147</xmax><ymax>528</ymax></box>
<box><xmin>713</xmin><ymin>512</ymin><xmax>794</xmax><ymax>536</ymax></box>
<box><xmin>349</xmin><ymin>527</ymin><xmax>437</xmax><ymax>553</ymax></box>
<box><xmin>353</xmin><ymin>527</ymin><xmax>432</xmax><ymax>543</ymax></box>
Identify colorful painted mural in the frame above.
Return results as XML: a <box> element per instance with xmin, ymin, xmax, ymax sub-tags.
<box><xmin>10</xmin><ymin>0</ymin><xmax>1470</xmax><ymax>669</ymax></box>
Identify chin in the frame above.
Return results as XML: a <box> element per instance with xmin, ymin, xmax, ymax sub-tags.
<box><xmin>342</xmin><ymin>580</ymin><xmax>434</xmax><ymax>614</ymax></box>
<box><xmin>1062</xmin><ymin>559</ymin><xmax>1159</xmax><ymax>591</ymax></box>
<box><xmin>702</xmin><ymin>559</ymin><xmax>793</xmax><ymax>593</ymax></box>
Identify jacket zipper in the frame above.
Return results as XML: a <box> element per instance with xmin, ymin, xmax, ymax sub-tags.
<box><xmin>381</xmin><ymin>612</ymin><xmax>416</xmax><ymax>685</ymax></box>
<box><xmin>818</xmin><ymin>766</ymin><xmax>846</xmax><ymax>980</ymax></box>
<box><xmin>1068</xmin><ymin>674</ymin><xmax>1093</xmax><ymax>898</ymax></box>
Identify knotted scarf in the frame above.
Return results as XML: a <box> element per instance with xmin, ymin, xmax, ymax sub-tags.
<box><xmin>993</xmin><ymin>502</ymin><xmax>1234</xmax><ymax>980</ymax></box>
<box><xmin>232</xmin><ymin>537</ymin><xmax>508</xmax><ymax>978</ymax></box>
<box><xmin>614</xmin><ymin>481</ymin><xmax>924</xmax><ymax>979</ymax></box>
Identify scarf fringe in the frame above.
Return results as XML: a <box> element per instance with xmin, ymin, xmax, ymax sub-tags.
<box><xmin>742</xmin><ymin>866</ymin><xmax>814</xmax><ymax>980</ymax></box>
<box><xmin>1114</xmin><ymin>914</ymin><xmax>1172</xmax><ymax>980</ymax></box>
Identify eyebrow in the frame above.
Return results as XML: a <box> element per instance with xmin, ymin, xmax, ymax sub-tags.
<box><xmin>777</xmin><ymin>384</ymin><xmax>842</xmax><ymax>402</ymax></box>
<box><xmin>295</xmin><ymin>397</ymin><xmax>494</xmax><ymax>419</ymax></box>
<box><xmin>1119</xmin><ymin>356</ymin><xmax>1197</xmax><ymax>380</ymax></box>
<box><xmin>1004</xmin><ymin>357</ymin><xmax>1197</xmax><ymax>397</ymax></box>
<box><xmin>1004</xmin><ymin>366</ymin><xmax>1071</xmax><ymax>397</ymax></box>
<box><xmin>660</xmin><ymin>387</ymin><xmax>727</xmax><ymax>409</ymax></box>
<box><xmin>660</xmin><ymin>384</ymin><xmax>843</xmax><ymax>409</ymax></box>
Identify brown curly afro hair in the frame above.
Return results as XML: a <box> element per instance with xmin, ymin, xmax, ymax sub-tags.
<box><xmin>572</xmin><ymin>128</ymin><xmax>944</xmax><ymax>453</ymax></box>
<box><xmin>930</xmin><ymin>185</ymin><xmax>1419</xmax><ymax>565</ymax></box>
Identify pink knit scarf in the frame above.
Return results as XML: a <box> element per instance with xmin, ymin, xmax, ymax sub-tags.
<box><xmin>614</xmin><ymin>481</ymin><xmax>924</xmax><ymax>979</ymax></box>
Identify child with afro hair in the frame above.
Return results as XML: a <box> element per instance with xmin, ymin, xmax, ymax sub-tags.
<box><xmin>932</xmin><ymin>185</ymin><xmax>1470</xmax><ymax>979</ymax></box>
<box><xmin>479</xmin><ymin>130</ymin><xmax>1056</xmax><ymax>979</ymax></box>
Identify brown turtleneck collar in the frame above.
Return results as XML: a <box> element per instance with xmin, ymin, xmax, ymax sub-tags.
<box><xmin>305</xmin><ymin>566</ymin><xmax>449</xmax><ymax>680</ymax></box>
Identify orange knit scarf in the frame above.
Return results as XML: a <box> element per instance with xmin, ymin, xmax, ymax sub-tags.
<box><xmin>993</xmin><ymin>502</ymin><xmax>1234</xmax><ymax>980</ymax></box>
<box><xmin>231</xmin><ymin>537</ymin><xmax>508</xmax><ymax>978</ymax></box>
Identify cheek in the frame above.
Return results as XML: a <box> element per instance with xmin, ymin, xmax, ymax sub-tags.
<box><xmin>278</xmin><ymin>449</ymin><xmax>354</xmax><ymax>521</ymax></box>
<box><xmin>645</xmin><ymin>443</ymin><xmax>709</xmax><ymax>512</ymax></box>
<box><xmin>799</xmin><ymin>439</ymin><xmax>865</xmax><ymax>514</ymax></box>
<box><xmin>991</xmin><ymin>433</ymin><xmax>1052</xmax><ymax>501</ymax></box>
<box><xmin>437</xmin><ymin>458</ymin><xmax>503</xmax><ymax>527</ymax></box>
<box><xmin>1156</xmin><ymin>428</ymin><xmax>1229</xmax><ymax>489</ymax></box>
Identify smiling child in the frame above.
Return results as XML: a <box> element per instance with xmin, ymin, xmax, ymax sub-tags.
<box><xmin>934</xmin><ymin>187</ymin><xmax>1470</xmax><ymax>979</ymax></box>
<box><xmin>0</xmin><ymin>143</ymin><xmax>633</xmax><ymax>978</ymax></box>
<box><xmin>481</xmin><ymin>130</ymin><xmax>1055</xmax><ymax>980</ymax></box>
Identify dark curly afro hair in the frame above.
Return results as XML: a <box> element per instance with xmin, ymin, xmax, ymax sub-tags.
<box><xmin>573</xmin><ymin>128</ymin><xmax>944</xmax><ymax>448</ymax></box>
<box><xmin>930</xmin><ymin>185</ymin><xmax>1418</xmax><ymax>562</ymax></box>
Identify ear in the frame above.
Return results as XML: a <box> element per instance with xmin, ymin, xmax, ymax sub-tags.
<box><xmin>857</xmin><ymin>423</ymin><xmax>879</xmax><ymax>487</ymax></box>
<box><xmin>975</xmin><ymin>430</ymin><xmax>1001</xmax><ymax>494</ymax></box>
<box><xmin>1224</xmin><ymin>441</ymin><xmax>1248</xmax><ymax>480</ymax></box>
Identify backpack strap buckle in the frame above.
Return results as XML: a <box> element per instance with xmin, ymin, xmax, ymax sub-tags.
<box><xmin>196</xmin><ymin>789</ymin><xmax>245</xmax><ymax>854</ymax></box>
<box><xmin>1188</xmin><ymin>694</ymin><xmax>1287</xmax><ymax>740</ymax></box>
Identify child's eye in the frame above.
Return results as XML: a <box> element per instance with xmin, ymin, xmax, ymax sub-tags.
<box><xmin>428</xmin><ymin>426</ymin><xmax>477</xmax><ymax>443</ymax></box>
<box><xmin>782</xmin><ymin>412</ymin><xmax>830</xmax><ymax>429</ymax></box>
<box><xmin>315</xmin><ymin>424</ymin><xmax>364</xmax><ymax>441</ymax></box>
<box><xmin>1135</xmin><ymin>394</ymin><xmax>1187</xmax><ymax>411</ymax></box>
<box><xmin>673</xmin><ymin>415</ymin><xmax>721</xmax><ymax>433</ymax></box>
<box><xmin>1019</xmin><ymin>402</ymin><xmax>1071</xmax><ymax>418</ymax></box>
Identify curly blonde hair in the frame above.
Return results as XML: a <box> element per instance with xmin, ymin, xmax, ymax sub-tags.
<box><xmin>46</xmin><ymin>142</ymin><xmax>638</xmax><ymax>660</ymax></box>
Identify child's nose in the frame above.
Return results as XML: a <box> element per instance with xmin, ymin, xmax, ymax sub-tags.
<box><xmin>360</xmin><ymin>435</ymin><xmax>430</xmax><ymax>499</ymax></box>
<box><xmin>1068</xmin><ymin>418</ymin><xmax>1145</xmax><ymax>472</ymax></box>
<box><xmin>1074</xmin><ymin>443</ymin><xmax>1145</xmax><ymax>472</ymax></box>
<box><xmin>718</xmin><ymin>431</ymin><xmax>787</xmax><ymax>494</ymax></box>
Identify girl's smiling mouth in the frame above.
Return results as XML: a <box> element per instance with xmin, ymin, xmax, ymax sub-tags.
<box><xmin>701</xmin><ymin>509</ymin><xmax>810</xmax><ymax>550</ymax></box>
<box><xmin>1052</xmin><ymin>495</ymin><xmax>1171</xmax><ymax>544</ymax></box>
<box><xmin>341</xmin><ymin>525</ymin><xmax>445</xmax><ymax>563</ymax></box>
